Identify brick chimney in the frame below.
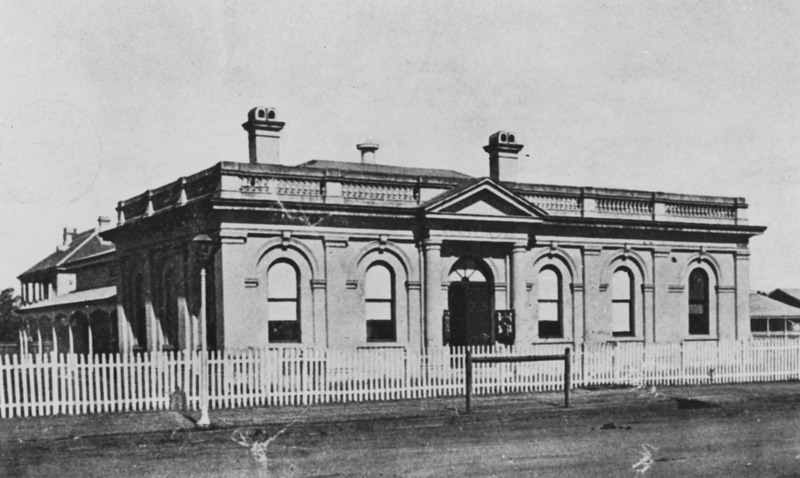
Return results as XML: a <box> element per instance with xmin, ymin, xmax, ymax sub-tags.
<box><xmin>484</xmin><ymin>131</ymin><xmax>524</xmax><ymax>183</ymax></box>
<box><xmin>357</xmin><ymin>142</ymin><xmax>379</xmax><ymax>164</ymax></box>
<box><xmin>242</xmin><ymin>107</ymin><xmax>285</xmax><ymax>164</ymax></box>
<box><xmin>57</xmin><ymin>227</ymin><xmax>78</xmax><ymax>251</ymax></box>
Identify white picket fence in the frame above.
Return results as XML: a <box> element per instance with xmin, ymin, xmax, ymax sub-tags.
<box><xmin>1</xmin><ymin>338</ymin><xmax>799</xmax><ymax>418</ymax></box>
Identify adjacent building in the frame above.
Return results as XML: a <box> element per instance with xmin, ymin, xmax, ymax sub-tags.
<box><xmin>767</xmin><ymin>289</ymin><xmax>800</xmax><ymax>310</ymax></box>
<box><xmin>749</xmin><ymin>292</ymin><xmax>800</xmax><ymax>337</ymax></box>
<box><xmin>17</xmin><ymin>218</ymin><xmax>117</xmax><ymax>354</ymax></box>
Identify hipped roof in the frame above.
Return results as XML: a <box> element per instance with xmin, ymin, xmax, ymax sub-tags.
<box><xmin>19</xmin><ymin>228</ymin><xmax>114</xmax><ymax>278</ymax></box>
<box><xmin>750</xmin><ymin>293</ymin><xmax>800</xmax><ymax>318</ymax></box>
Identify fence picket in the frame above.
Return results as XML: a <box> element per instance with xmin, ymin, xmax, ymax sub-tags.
<box><xmin>2</xmin><ymin>339</ymin><xmax>800</xmax><ymax>418</ymax></box>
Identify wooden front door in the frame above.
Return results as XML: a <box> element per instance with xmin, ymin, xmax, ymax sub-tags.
<box><xmin>448</xmin><ymin>280</ymin><xmax>494</xmax><ymax>346</ymax></box>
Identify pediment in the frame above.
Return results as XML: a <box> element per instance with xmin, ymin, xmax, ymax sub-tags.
<box><xmin>424</xmin><ymin>179</ymin><xmax>547</xmax><ymax>220</ymax></box>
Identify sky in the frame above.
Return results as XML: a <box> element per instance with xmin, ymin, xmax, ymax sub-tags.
<box><xmin>0</xmin><ymin>1</ymin><xmax>797</xmax><ymax>293</ymax></box>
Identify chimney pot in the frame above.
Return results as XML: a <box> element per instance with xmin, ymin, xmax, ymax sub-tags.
<box><xmin>357</xmin><ymin>142</ymin><xmax>379</xmax><ymax>164</ymax></box>
<box><xmin>484</xmin><ymin>130</ymin><xmax>523</xmax><ymax>182</ymax></box>
<box><xmin>242</xmin><ymin>106</ymin><xmax>285</xmax><ymax>164</ymax></box>
<box><xmin>62</xmin><ymin>227</ymin><xmax>77</xmax><ymax>247</ymax></box>
<box><xmin>97</xmin><ymin>216</ymin><xmax>111</xmax><ymax>230</ymax></box>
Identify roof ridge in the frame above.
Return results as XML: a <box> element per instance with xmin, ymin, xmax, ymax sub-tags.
<box><xmin>57</xmin><ymin>228</ymin><xmax>98</xmax><ymax>267</ymax></box>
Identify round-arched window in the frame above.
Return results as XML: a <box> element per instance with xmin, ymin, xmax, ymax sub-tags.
<box><xmin>448</xmin><ymin>257</ymin><xmax>490</xmax><ymax>283</ymax></box>
<box><xmin>365</xmin><ymin>263</ymin><xmax>395</xmax><ymax>342</ymax></box>
<box><xmin>267</xmin><ymin>261</ymin><xmax>301</xmax><ymax>342</ymax></box>
<box><xmin>688</xmin><ymin>268</ymin><xmax>710</xmax><ymax>335</ymax></box>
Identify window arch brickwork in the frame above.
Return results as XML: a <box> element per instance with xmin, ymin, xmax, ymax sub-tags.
<box><xmin>267</xmin><ymin>260</ymin><xmax>301</xmax><ymax>342</ymax></box>
<box><xmin>600</xmin><ymin>251</ymin><xmax>648</xmax><ymax>340</ymax></box>
<box><xmin>682</xmin><ymin>258</ymin><xmax>719</xmax><ymax>339</ymax></box>
<box><xmin>256</xmin><ymin>245</ymin><xmax>316</xmax><ymax>345</ymax></box>
<box><xmin>612</xmin><ymin>267</ymin><xmax>635</xmax><ymax>336</ymax></box>
<box><xmin>365</xmin><ymin>262</ymin><xmax>396</xmax><ymax>341</ymax></box>
<box><xmin>352</xmin><ymin>248</ymin><xmax>409</xmax><ymax>345</ymax></box>
<box><xmin>537</xmin><ymin>267</ymin><xmax>562</xmax><ymax>338</ymax></box>
<box><xmin>131</xmin><ymin>272</ymin><xmax>147</xmax><ymax>351</ymax></box>
<box><xmin>689</xmin><ymin>268</ymin><xmax>711</xmax><ymax>335</ymax></box>
<box><xmin>530</xmin><ymin>252</ymin><xmax>575</xmax><ymax>342</ymax></box>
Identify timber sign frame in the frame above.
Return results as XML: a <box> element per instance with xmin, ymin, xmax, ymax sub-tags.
<box><xmin>464</xmin><ymin>348</ymin><xmax>572</xmax><ymax>413</ymax></box>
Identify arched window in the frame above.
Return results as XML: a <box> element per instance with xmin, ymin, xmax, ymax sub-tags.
<box><xmin>160</xmin><ymin>267</ymin><xmax>179</xmax><ymax>350</ymax></box>
<box><xmin>90</xmin><ymin>309</ymin><xmax>117</xmax><ymax>355</ymax></box>
<box><xmin>366</xmin><ymin>263</ymin><xmax>395</xmax><ymax>342</ymax></box>
<box><xmin>448</xmin><ymin>257</ymin><xmax>489</xmax><ymax>283</ymax></box>
<box><xmin>132</xmin><ymin>273</ymin><xmax>147</xmax><ymax>351</ymax></box>
<box><xmin>689</xmin><ymin>268</ymin><xmax>710</xmax><ymax>335</ymax></box>
<box><xmin>538</xmin><ymin>267</ymin><xmax>562</xmax><ymax>338</ymax></box>
<box><xmin>268</xmin><ymin>261</ymin><xmax>300</xmax><ymax>342</ymax></box>
<box><xmin>612</xmin><ymin>268</ymin><xmax>634</xmax><ymax>336</ymax></box>
<box><xmin>70</xmin><ymin>312</ymin><xmax>90</xmax><ymax>355</ymax></box>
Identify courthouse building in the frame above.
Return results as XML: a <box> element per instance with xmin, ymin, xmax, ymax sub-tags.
<box><xmin>37</xmin><ymin>107</ymin><xmax>769</xmax><ymax>353</ymax></box>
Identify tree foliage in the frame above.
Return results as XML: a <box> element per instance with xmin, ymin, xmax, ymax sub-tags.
<box><xmin>0</xmin><ymin>288</ymin><xmax>22</xmax><ymax>342</ymax></box>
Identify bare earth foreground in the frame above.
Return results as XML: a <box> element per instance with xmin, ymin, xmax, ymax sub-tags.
<box><xmin>3</xmin><ymin>383</ymin><xmax>800</xmax><ymax>477</ymax></box>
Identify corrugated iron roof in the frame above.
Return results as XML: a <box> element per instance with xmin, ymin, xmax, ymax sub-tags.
<box><xmin>19</xmin><ymin>228</ymin><xmax>115</xmax><ymax>278</ymax></box>
<box><xmin>18</xmin><ymin>286</ymin><xmax>116</xmax><ymax>312</ymax></box>
<box><xmin>771</xmin><ymin>289</ymin><xmax>800</xmax><ymax>302</ymax></box>
<box><xmin>750</xmin><ymin>293</ymin><xmax>800</xmax><ymax>318</ymax></box>
<box><xmin>297</xmin><ymin>160</ymin><xmax>471</xmax><ymax>180</ymax></box>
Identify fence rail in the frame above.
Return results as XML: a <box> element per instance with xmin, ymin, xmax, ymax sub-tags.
<box><xmin>1</xmin><ymin>338</ymin><xmax>799</xmax><ymax>418</ymax></box>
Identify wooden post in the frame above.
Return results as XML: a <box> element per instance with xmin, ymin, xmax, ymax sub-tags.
<box><xmin>464</xmin><ymin>350</ymin><xmax>571</xmax><ymax>413</ymax></box>
<box><xmin>564</xmin><ymin>347</ymin><xmax>571</xmax><ymax>408</ymax></box>
<box><xmin>465</xmin><ymin>351</ymin><xmax>472</xmax><ymax>414</ymax></box>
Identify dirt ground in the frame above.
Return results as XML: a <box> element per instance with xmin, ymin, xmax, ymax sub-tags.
<box><xmin>3</xmin><ymin>383</ymin><xmax>800</xmax><ymax>477</ymax></box>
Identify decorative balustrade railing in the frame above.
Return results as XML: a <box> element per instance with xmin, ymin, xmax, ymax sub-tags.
<box><xmin>341</xmin><ymin>182</ymin><xmax>416</xmax><ymax>202</ymax></box>
<box><xmin>525</xmin><ymin>195</ymin><xmax>581</xmax><ymax>212</ymax></box>
<box><xmin>117</xmin><ymin>168</ymin><xmax>746</xmax><ymax>226</ymax></box>
<box><xmin>524</xmin><ymin>193</ymin><xmax>741</xmax><ymax>223</ymax></box>
<box><xmin>240</xmin><ymin>177</ymin><xmax>322</xmax><ymax>196</ymax></box>
<box><xmin>665</xmin><ymin>202</ymin><xmax>736</xmax><ymax>219</ymax></box>
<box><xmin>596</xmin><ymin>198</ymin><xmax>653</xmax><ymax>215</ymax></box>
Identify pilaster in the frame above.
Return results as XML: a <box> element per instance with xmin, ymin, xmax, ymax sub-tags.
<box><xmin>510</xmin><ymin>242</ymin><xmax>530</xmax><ymax>344</ymax></box>
<box><xmin>582</xmin><ymin>247</ymin><xmax>603</xmax><ymax>342</ymax></box>
<box><xmin>423</xmin><ymin>239</ymin><xmax>444</xmax><ymax>349</ymax></box>
<box><xmin>571</xmin><ymin>282</ymin><xmax>585</xmax><ymax>342</ymax></box>
<box><xmin>652</xmin><ymin>249</ymin><xmax>671</xmax><ymax>342</ymax></box>
<box><xmin>735</xmin><ymin>249</ymin><xmax>751</xmax><ymax>340</ymax></box>
<box><xmin>406</xmin><ymin>280</ymin><xmax>422</xmax><ymax>352</ymax></box>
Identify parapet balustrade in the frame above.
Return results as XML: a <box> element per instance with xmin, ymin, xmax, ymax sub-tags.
<box><xmin>665</xmin><ymin>202</ymin><xmax>736</xmax><ymax>219</ymax></box>
<box><xmin>116</xmin><ymin>168</ymin><xmax>746</xmax><ymax>226</ymax></box>
<box><xmin>525</xmin><ymin>195</ymin><xmax>581</xmax><ymax>212</ymax></box>
<box><xmin>596</xmin><ymin>198</ymin><xmax>652</xmax><ymax>215</ymax></box>
<box><xmin>240</xmin><ymin>177</ymin><xmax>322</xmax><ymax>196</ymax></box>
<box><xmin>341</xmin><ymin>182</ymin><xmax>416</xmax><ymax>202</ymax></box>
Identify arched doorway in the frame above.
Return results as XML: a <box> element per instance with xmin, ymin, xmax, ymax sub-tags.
<box><xmin>70</xmin><ymin>312</ymin><xmax>90</xmax><ymax>355</ymax></box>
<box><xmin>90</xmin><ymin>309</ymin><xmax>118</xmax><ymax>354</ymax></box>
<box><xmin>448</xmin><ymin>257</ymin><xmax>494</xmax><ymax>346</ymax></box>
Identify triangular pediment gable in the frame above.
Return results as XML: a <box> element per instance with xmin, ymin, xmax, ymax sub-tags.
<box><xmin>423</xmin><ymin>178</ymin><xmax>547</xmax><ymax>220</ymax></box>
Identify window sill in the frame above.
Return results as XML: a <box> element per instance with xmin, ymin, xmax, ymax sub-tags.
<box><xmin>606</xmin><ymin>338</ymin><xmax>644</xmax><ymax>344</ymax></box>
<box><xmin>532</xmin><ymin>338</ymin><xmax>573</xmax><ymax>344</ymax></box>
<box><xmin>610</xmin><ymin>334</ymin><xmax>641</xmax><ymax>342</ymax></box>
<box><xmin>357</xmin><ymin>344</ymin><xmax>407</xmax><ymax>350</ymax></box>
<box><xmin>751</xmin><ymin>332</ymin><xmax>800</xmax><ymax>337</ymax></box>
<box><xmin>683</xmin><ymin>336</ymin><xmax>718</xmax><ymax>342</ymax></box>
